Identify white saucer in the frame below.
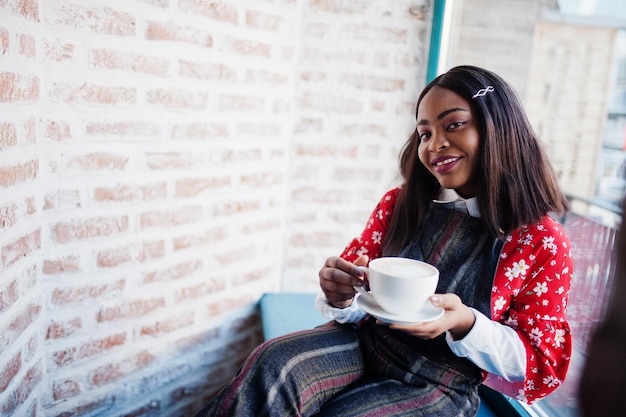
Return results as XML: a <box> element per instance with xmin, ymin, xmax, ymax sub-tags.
<box><xmin>357</xmin><ymin>296</ymin><xmax>445</xmax><ymax>324</ymax></box>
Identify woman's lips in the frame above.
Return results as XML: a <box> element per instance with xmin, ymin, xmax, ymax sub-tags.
<box><xmin>431</xmin><ymin>156</ymin><xmax>460</xmax><ymax>173</ymax></box>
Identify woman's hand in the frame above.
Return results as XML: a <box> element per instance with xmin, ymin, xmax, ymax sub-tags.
<box><xmin>387</xmin><ymin>293</ymin><xmax>476</xmax><ymax>340</ymax></box>
<box><xmin>319</xmin><ymin>255</ymin><xmax>369</xmax><ymax>308</ymax></box>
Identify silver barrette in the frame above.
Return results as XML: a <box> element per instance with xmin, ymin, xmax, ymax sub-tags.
<box><xmin>472</xmin><ymin>86</ymin><xmax>494</xmax><ymax>99</ymax></box>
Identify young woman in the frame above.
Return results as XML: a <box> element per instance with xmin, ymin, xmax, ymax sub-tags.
<box><xmin>196</xmin><ymin>65</ymin><xmax>573</xmax><ymax>417</ymax></box>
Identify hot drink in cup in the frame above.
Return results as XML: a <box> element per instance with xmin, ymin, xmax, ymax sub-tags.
<box><xmin>355</xmin><ymin>257</ymin><xmax>439</xmax><ymax>316</ymax></box>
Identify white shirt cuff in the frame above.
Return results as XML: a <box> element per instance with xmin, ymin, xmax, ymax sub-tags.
<box><xmin>314</xmin><ymin>293</ymin><xmax>367</xmax><ymax>324</ymax></box>
<box><xmin>446</xmin><ymin>308</ymin><xmax>527</xmax><ymax>382</ymax></box>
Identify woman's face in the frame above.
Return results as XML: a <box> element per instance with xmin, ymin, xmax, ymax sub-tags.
<box><xmin>416</xmin><ymin>86</ymin><xmax>481</xmax><ymax>198</ymax></box>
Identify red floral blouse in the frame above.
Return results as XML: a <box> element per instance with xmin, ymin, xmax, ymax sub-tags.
<box><xmin>339</xmin><ymin>188</ymin><xmax>572</xmax><ymax>404</ymax></box>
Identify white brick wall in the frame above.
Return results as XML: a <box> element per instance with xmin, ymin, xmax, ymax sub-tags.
<box><xmin>0</xmin><ymin>1</ymin><xmax>431</xmax><ymax>415</ymax></box>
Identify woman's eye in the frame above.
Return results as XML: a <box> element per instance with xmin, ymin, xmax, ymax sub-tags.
<box><xmin>447</xmin><ymin>121</ymin><xmax>465</xmax><ymax>130</ymax></box>
<box><xmin>418</xmin><ymin>131</ymin><xmax>430</xmax><ymax>140</ymax></box>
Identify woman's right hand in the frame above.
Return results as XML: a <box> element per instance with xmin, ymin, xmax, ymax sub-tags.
<box><xmin>319</xmin><ymin>255</ymin><xmax>369</xmax><ymax>309</ymax></box>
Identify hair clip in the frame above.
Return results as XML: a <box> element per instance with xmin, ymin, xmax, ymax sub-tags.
<box><xmin>472</xmin><ymin>86</ymin><xmax>494</xmax><ymax>99</ymax></box>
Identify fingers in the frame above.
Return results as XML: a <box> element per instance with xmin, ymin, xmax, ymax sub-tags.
<box><xmin>320</xmin><ymin>256</ymin><xmax>365</xmax><ymax>286</ymax></box>
<box><xmin>386</xmin><ymin>294</ymin><xmax>475</xmax><ymax>340</ymax></box>
<box><xmin>319</xmin><ymin>256</ymin><xmax>366</xmax><ymax>307</ymax></box>
<box><xmin>353</xmin><ymin>254</ymin><xmax>369</xmax><ymax>267</ymax></box>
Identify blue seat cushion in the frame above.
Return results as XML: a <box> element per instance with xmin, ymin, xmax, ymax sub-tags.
<box><xmin>259</xmin><ymin>292</ymin><xmax>326</xmax><ymax>341</ymax></box>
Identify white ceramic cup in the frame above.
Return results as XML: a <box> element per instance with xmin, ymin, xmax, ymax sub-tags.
<box><xmin>354</xmin><ymin>257</ymin><xmax>439</xmax><ymax>316</ymax></box>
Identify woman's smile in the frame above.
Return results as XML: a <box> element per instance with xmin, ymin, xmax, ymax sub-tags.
<box><xmin>430</xmin><ymin>155</ymin><xmax>461</xmax><ymax>173</ymax></box>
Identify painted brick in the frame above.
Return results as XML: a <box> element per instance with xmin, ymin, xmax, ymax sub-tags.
<box><xmin>90</xmin><ymin>48</ymin><xmax>170</xmax><ymax>76</ymax></box>
<box><xmin>43</xmin><ymin>38</ymin><xmax>76</xmax><ymax>62</ymax></box>
<box><xmin>0</xmin><ymin>203</ymin><xmax>17</xmax><ymax>230</ymax></box>
<box><xmin>142</xmin><ymin>259</ymin><xmax>202</xmax><ymax>284</ymax></box>
<box><xmin>23</xmin><ymin>333</ymin><xmax>38</xmax><ymax>363</ymax></box>
<box><xmin>0</xmin><ymin>122</ymin><xmax>17</xmax><ymax>149</ymax></box>
<box><xmin>1</xmin><ymin>303</ymin><xmax>42</xmax><ymax>353</ymax></box>
<box><xmin>93</xmin><ymin>183</ymin><xmax>167</xmax><ymax>202</ymax></box>
<box><xmin>179</xmin><ymin>60</ymin><xmax>237</xmax><ymax>81</ymax></box>
<box><xmin>0</xmin><ymin>280</ymin><xmax>18</xmax><ymax>313</ymax></box>
<box><xmin>0</xmin><ymin>26</ymin><xmax>8</xmax><ymax>54</ymax></box>
<box><xmin>207</xmin><ymin>296</ymin><xmax>255</xmax><ymax>317</ymax></box>
<box><xmin>145</xmin><ymin>21</ymin><xmax>213</xmax><ymax>47</ymax></box>
<box><xmin>50</xmin><ymin>216</ymin><xmax>129</xmax><ymax>243</ymax></box>
<box><xmin>245</xmin><ymin>69</ymin><xmax>289</xmax><ymax>86</ymax></box>
<box><xmin>51</xmin><ymin>395</ymin><xmax>115</xmax><ymax>417</ymax></box>
<box><xmin>217</xmin><ymin>94</ymin><xmax>266</xmax><ymax>112</ymax></box>
<box><xmin>90</xmin><ymin>350</ymin><xmax>155</xmax><ymax>387</ymax></box>
<box><xmin>139</xmin><ymin>206</ymin><xmax>202</xmax><ymax>229</ymax></box>
<box><xmin>178</xmin><ymin>0</ymin><xmax>238</xmax><ymax>24</ymax></box>
<box><xmin>0</xmin><ymin>160</ymin><xmax>39</xmax><ymax>187</ymax></box>
<box><xmin>42</xmin><ymin>255</ymin><xmax>81</xmax><ymax>275</ymax></box>
<box><xmin>174</xmin><ymin>176</ymin><xmax>231</xmax><ymax>197</ymax></box>
<box><xmin>171</xmin><ymin>122</ymin><xmax>229</xmax><ymax>140</ymax></box>
<box><xmin>221</xmin><ymin>36</ymin><xmax>271</xmax><ymax>58</ymax></box>
<box><xmin>0</xmin><ymin>72</ymin><xmax>39</xmax><ymax>103</ymax></box>
<box><xmin>52</xmin><ymin>378</ymin><xmax>82</xmax><ymax>401</ymax></box>
<box><xmin>331</xmin><ymin>167</ymin><xmax>384</xmax><ymax>182</ymax></box>
<box><xmin>18</xmin><ymin>33</ymin><xmax>35</xmax><ymax>58</ymax></box>
<box><xmin>43</xmin><ymin>189</ymin><xmax>81</xmax><ymax>210</ymax></box>
<box><xmin>308</xmin><ymin>0</ymin><xmax>370</xmax><ymax>14</ymax></box>
<box><xmin>1</xmin><ymin>0</ymin><xmax>39</xmax><ymax>21</ymax></box>
<box><xmin>246</xmin><ymin>10</ymin><xmax>286</xmax><ymax>31</ymax></box>
<box><xmin>97</xmin><ymin>241</ymin><xmax>166</xmax><ymax>268</ymax></box>
<box><xmin>212</xmin><ymin>148</ymin><xmax>262</xmax><ymax>163</ymax></box>
<box><xmin>292</xmin><ymin>187</ymin><xmax>353</xmax><ymax>204</ymax></box>
<box><xmin>213</xmin><ymin>244</ymin><xmax>257</xmax><ymax>265</ymax></box>
<box><xmin>172</xmin><ymin>227</ymin><xmax>228</xmax><ymax>251</ymax></box>
<box><xmin>289</xmin><ymin>231</ymin><xmax>346</xmax><ymax>247</ymax></box>
<box><xmin>239</xmin><ymin>171</ymin><xmax>284</xmax><ymax>187</ymax></box>
<box><xmin>50</xmin><ymin>280</ymin><xmax>125</xmax><ymax>305</ymax></box>
<box><xmin>46</xmin><ymin>317</ymin><xmax>83</xmax><ymax>340</ymax></box>
<box><xmin>146</xmin><ymin>88</ymin><xmax>208</xmax><ymax>111</ymax></box>
<box><xmin>1</xmin><ymin>229</ymin><xmax>41</xmax><ymax>274</ymax></box>
<box><xmin>50</xmin><ymin>83</ymin><xmax>136</xmax><ymax>106</ymax></box>
<box><xmin>21</xmin><ymin>118</ymin><xmax>36</xmax><ymax>145</ymax></box>
<box><xmin>44</xmin><ymin>120</ymin><xmax>72</xmax><ymax>141</ymax></box>
<box><xmin>338</xmin><ymin>74</ymin><xmax>405</xmax><ymax>91</ymax></box>
<box><xmin>295</xmin><ymin>144</ymin><xmax>358</xmax><ymax>158</ymax></box>
<box><xmin>298</xmin><ymin>92</ymin><xmax>363</xmax><ymax>113</ymax></box>
<box><xmin>67</xmin><ymin>152</ymin><xmax>129</xmax><ymax>172</ymax></box>
<box><xmin>50</xmin><ymin>4</ymin><xmax>135</xmax><ymax>36</ymax></box>
<box><xmin>300</xmin><ymin>46</ymin><xmax>368</xmax><ymax>65</ymax></box>
<box><xmin>96</xmin><ymin>298</ymin><xmax>165</xmax><ymax>322</ymax></box>
<box><xmin>139</xmin><ymin>312</ymin><xmax>195</xmax><ymax>336</ymax></box>
<box><xmin>240</xmin><ymin>219</ymin><xmax>281</xmax><ymax>234</ymax></box>
<box><xmin>233</xmin><ymin>266</ymin><xmax>273</xmax><ymax>285</ymax></box>
<box><xmin>85</xmin><ymin>120</ymin><xmax>161</xmax><ymax>137</ymax></box>
<box><xmin>52</xmin><ymin>333</ymin><xmax>127</xmax><ymax>367</ymax></box>
<box><xmin>0</xmin><ymin>351</ymin><xmax>21</xmax><ymax>393</ymax></box>
<box><xmin>212</xmin><ymin>199</ymin><xmax>261</xmax><ymax>216</ymax></box>
<box><xmin>174</xmin><ymin>280</ymin><xmax>225</xmax><ymax>302</ymax></box>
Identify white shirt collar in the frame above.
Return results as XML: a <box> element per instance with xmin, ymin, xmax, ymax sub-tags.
<box><xmin>433</xmin><ymin>188</ymin><xmax>481</xmax><ymax>218</ymax></box>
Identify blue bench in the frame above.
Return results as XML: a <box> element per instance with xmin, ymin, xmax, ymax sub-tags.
<box><xmin>259</xmin><ymin>292</ymin><xmax>508</xmax><ymax>417</ymax></box>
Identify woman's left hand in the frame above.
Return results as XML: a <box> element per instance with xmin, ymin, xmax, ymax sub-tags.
<box><xmin>386</xmin><ymin>293</ymin><xmax>476</xmax><ymax>340</ymax></box>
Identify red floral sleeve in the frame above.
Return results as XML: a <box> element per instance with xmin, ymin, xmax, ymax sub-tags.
<box><xmin>339</xmin><ymin>188</ymin><xmax>400</xmax><ymax>262</ymax></box>
<box><xmin>485</xmin><ymin>216</ymin><xmax>573</xmax><ymax>403</ymax></box>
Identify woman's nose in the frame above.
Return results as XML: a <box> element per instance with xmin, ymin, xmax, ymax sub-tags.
<box><xmin>428</xmin><ymin>133</ymin><xmax>448</xmax><ymax>152</ymax></box>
